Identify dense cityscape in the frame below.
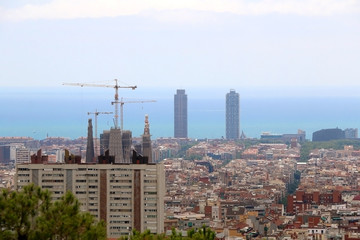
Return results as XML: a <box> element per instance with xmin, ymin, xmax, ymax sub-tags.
<box><xmin>1</xmin><ymin>88</ymin><xmax>360</xmax><ymax>240</ymax></box>
<box><xmin>2</xmin><ymin>1</ymin><xmax>359</xmax><ymax>239</ymax></box>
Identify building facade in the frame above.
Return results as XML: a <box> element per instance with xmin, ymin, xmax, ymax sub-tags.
<box><xmin>174</xmin><ymin>89</ymin><xmax>188</xmax><ymax>138</ymax></box>
<box><xmin>226</xmin><ymin>89</ymin><xmax>240</xmax><ymax>140</ymax></box>
<box><xmin>312</xmin><ymin>128</ymin><xmax>345</xmax><ymax>142</ymax></box>
<box><xmin>344</xmin><ymin>128</ymin><xmax>358</xmax><ymax>139</ymax></box>
<box><xmin>0</xmin><ymin>145</ymin><xmax>11</xmax><ymax>164</ymax></box>
<box><xmin>16</xmin><ymin>162</ymin><xmax>165</xmax><ymax>238</ymax></box>
<box><xmin>15</xmin><ymin>147</ymin><xmax>31</xmax><ymax>164</ymax></box>
<box><xmin>142</xmin><ymin>115</ymin><xmax>152</xmax><ymax>163</ymax></box>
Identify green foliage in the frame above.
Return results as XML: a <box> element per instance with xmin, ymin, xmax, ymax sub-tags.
<box><xmin>187</xmin><ymin>226</ymin><xmax>215</xmax><ymax>240</ymax></box>
<box><xmin>120</xmin><ymin>229</ymin><xmax>165</xmax><ymax>240</ymax></box>
<box><xmin>300</xmin><ymin>139</ymin><xmax>360</xmax><ymax>161</ymax></box>
<box><xmin>0</xmin><ymin>184</ymin><xmax>106</xmax><ymax>240</ymax></box>
<box><xmin>120</xmin><ymin>227</ymin><xmax>216</xmax><ymax>240</ymax></box>
<box><xmin>175</xmin><ymin>142</ymin><xmax>199</xmax><ymax>159</ymax></box>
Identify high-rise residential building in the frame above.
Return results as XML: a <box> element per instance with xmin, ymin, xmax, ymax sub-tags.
<box><xmin>174</xmin><ymin>89</ymin><xmax>188</xmax><ymax>138</ymax></box>
<box><xmin>226</xmin><ymin>89</ymin><xmax>240</xmax><ymax>140</ymax></box>
<box><xmin>15</xmin><ymin>161</ymin><xmax>165</xmax><ymax>238</ymax></box>
<box><xmin>15</xmin><ymin>147</ymin><xmax>30</xmax><ymax>164</ymax></box>
<box><xmin>0</xmin><ymin>145</ymin><xmax>11</xmax><ymax>164</ymax></box>
<box><xmin>142</xmin><ymin>115</ymin><xmax>152</xmax><ymax>163</ymax></box>
<box><xmin>345</xmin><ymin>128</ymin><xmax>358</xmax><ymax>139</ymax></box>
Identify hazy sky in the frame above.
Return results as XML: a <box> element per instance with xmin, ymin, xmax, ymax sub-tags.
<box><xmin>1</xmin><ymin>0</ymin><xmax>360</xmax><ymax>98</ymax></box>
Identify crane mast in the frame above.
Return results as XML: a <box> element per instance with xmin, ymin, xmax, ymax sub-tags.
<box><xmin>63</xmin><ymin>79</ymin><xmax>137</xmax><ymax>129</ymax></box>
<box><xmin>112</xmin><ymin>97</ymin><xmax>156</xmax><ymax>130</ymax></box>
<box><xmin>87</xmin><ymin>110</ymin><xmax>113</xmax><ymax>156</ymax></box>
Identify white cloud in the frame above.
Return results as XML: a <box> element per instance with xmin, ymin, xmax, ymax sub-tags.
<box><xmin>1</xmin><ymin>0</ymin><xmax>359</xmax><ymax>22</ymax></box>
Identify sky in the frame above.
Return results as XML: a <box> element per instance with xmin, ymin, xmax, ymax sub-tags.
<box><xmin>1</xmin><ymin>0</ymin><xmax>360</xmax><ymax>139</ymax></box>
<box><xmin>1</xmin><ymin>0</ymin><xmax>360</xmax><ymax>95</ymax></box>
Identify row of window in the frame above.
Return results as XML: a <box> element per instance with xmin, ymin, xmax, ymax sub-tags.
<box><xmin>76</xmin><ymin>174</ymin><xmax>98</xmax><ymax>177</ymax></box>
<box><xmin>42</xmin><ymin>180</ymin><xmax>63</xmax><ymax>183</ymax></box>
<box><xmin>110</xmin><ymin>226</ymin><xmax>131</xmax><ymax>230</ymax></box>
<box><xmin>144</xmin><ymin>192</ymin><xmax>157</xmax><ymax>195</ymax></box>
<box><xmin>144</xmin><ymin>203</ymin><xmax>157</xmax><ymax>207</ymax></box>
<box><xmin>110</xmin><ymin>180</ymin><xmax>132</xmax><ymax>183</ymax></box>
<box><xmin>110</xmin><ymin>185</ymin><xmax>131</xmax><ymax>189</ymax></box>
<box><xmin>111</xmin><ymin>197</ymin><xmax>131</xmax><ymax>201</ymax></box>
<box><xmin>75</xmin><ymin>179</ymin><xmax>98</xmax><ymax>183</ymax></box>
<box><xmin>110</xmin><ymin>174</ymin><xmax>131</xmax><ymax>177</ymax></box>
<box><xmin>144</xmin><ymin>197</ymin><xmax>157</xmax><ymax>201</ymax></box>
<box><xmin>75</xmin><ymin>191</ymin><xmax>97</xmax><ymax>194</ymax></box>
<box><xmin>77</xmin><ymin>168</ymin><xmax>98</xmax><ymax>171</ymax></box>
<box><xmin>110</xmin><ymin>203</ymin><xmax>129</xmax><ymax>207</ymax></box>
<box><xmin>144</xmin><ymin>180</ymin><xmax>157</xmax><ymax>183</ymax></box>
<box><xmin>110</xmin><ymin>191</ymin><xmax>132</xmax><ymax>195</ymax></box>
<box><xmin>111</xmin><ymin>168</ymin><xmax>133</xmax><ymax>171</ymax></box>
<box><xmin>110</xmin><ymin>209</ymin><xmax>132</xmax><ymax>212</ymax></box>
<box><xmin>43</xmin><ymin>174</ymin><xmax>64</xmax><ymax>177</ymax></box>
<box><xmin>144</xmin><ymin>209</ymin><xmax>157</xmax><ymax>212</ymax></box>
<box><xmin>110</xmin><ymin>215</ymin><xmax>130</xmax><ymax>218</ymax></box>
<box><xmin>18</xmin><ymin>174</ymin><xmax>30</xmax><ymax>177</ymax></box>
<box><xmin>109</xmin><ymin>220</ymin><xmax>131</xmax><ymax>224</ymax></box>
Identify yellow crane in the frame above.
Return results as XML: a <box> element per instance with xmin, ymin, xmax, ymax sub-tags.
<box><xmin>113</xmin><ymin>97</ymin><xmax>156</xmax><ymax>130</ymax></box>
<box><xmin>87</xmin><ymin>110</ymin><xmax>113</xmax><ymax>155</ymax></box>
<box><xmin>63</xmin><ymin>79</ymin><xmax>137</xmax><ymax>129</ymax></box>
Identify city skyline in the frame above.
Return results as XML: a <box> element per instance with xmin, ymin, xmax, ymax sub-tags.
<box><xmin>1</xmin><ymin>91</ymin><xmax>359</xmax><ymax>140</ymax></box>
<box><xmin>1</xmin><ymin>0</ymin><xmax>360</xmax><ymax>140</ymax></box>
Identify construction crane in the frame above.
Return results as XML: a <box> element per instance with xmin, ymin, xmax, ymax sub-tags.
<box><xmin>63</xmin><ymin>79</ymin><xmax>137</xmax><ymax>129</ymax></box>
<box><xmin>87</xmin><ymin>110</ymin><xmax>113</xmax><ymax>155</ymax></box>
<box><xmin>112</xmin><ymin>97</ymin><xmax>156</xmax><ymax>130</ymax></box>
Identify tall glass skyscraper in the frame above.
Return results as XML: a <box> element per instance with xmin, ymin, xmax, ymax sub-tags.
<box><xmin>174</xmin><ymin>89</ymin><xmax>187</xmax><ymax>138</ymax></box>
<box><xmin>226</xmin><ymin>89</ymin><xmax>240</xmax><ymax>139</ymax></box>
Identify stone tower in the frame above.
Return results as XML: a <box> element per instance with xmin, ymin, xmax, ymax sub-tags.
<box><xmin>109</xmin><ymin>128</ymin><xmax>124</xmax><ymax>163</ymax></box>
<box><xmin>86</xmin><ymin>118</ymin><xmax>95</xmax><ymax>163</ymax></box>
<box><xmin>142</xmin><ymin>115</ymin><xmax>152</xmax><ymax>163</ymax></box>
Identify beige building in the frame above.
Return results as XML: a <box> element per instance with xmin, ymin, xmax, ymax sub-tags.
<box><xmin>15</xmin><ymin>147</ymin><xmax>31</xmax><ymax>164</ymax></box>
<box><xmin>16</xmin><ymin>162</ymin><xmax>165</xmax><ymax>238</ymax></box>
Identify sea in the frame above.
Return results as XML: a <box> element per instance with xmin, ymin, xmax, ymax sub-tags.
<box><xmin>1</xmin><ymin>87</ymin><xmax>359</xmax><ymax>141</ymax></box>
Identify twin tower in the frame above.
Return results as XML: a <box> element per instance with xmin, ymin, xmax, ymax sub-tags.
<box><xmin>174</xmin><ymin>89</ymin><xmax>240</xmax><ymax>140</ymax></box>
<box><xmin>85</xmin><ymin>115</ymin><xmax>152</xmax><ymax>163</ymax></box>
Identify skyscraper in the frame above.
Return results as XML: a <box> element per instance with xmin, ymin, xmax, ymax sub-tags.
<box><xmin>226</xmin><ymin>89</ymin><xmax>240</xmax><ymax>140</ymax></box>
<box><xmin>174</xmin><ymin>89</ymin><xmax>187</xmax><ymax>138</ymax></box>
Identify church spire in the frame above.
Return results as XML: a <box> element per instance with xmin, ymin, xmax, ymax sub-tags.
<box><xmin>142</xmin><ymin>114</ymin><xmax>152</xmax><ymax>163</ymax></box>
<box><xmin>86</xmin><ymin>118</ymin><xmax>95</xmax><ymax>163</ymax></box>
<box><xmin>144</xmin><ymin>114</ymin><xmax>150</xmax><ymax>135</ymax></box>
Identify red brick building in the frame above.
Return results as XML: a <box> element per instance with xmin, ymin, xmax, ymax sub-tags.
<box><xmin>287</xmin><ymin>190</ymin><xmax>342</xmax><ymax>214</ymax></box>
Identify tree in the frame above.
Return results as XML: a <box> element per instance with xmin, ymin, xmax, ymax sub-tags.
<box><xmin>120</xmin><ymin>229</ymin><xmax>166</xmax><ymax>240</ymax></box>
<box><xmin>0</xmin><ymin>184</ymin><xmax>106</xmax><ymax>240</ymax></box>
<box><xmin>187</xmin><ymin>226</ymin><xmax>215</xmax><ymax>240</ymax></box>
<box><xmin>0</xmin><ymin>184</ymin><xmax>51</xmax><ymax>240</ymax></box>
<box><xmin>120</xmin><ymin>227</ymin><xmax>216</xmax><ymax>240</ymax></box>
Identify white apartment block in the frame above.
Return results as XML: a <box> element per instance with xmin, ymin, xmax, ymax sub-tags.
<box><xmin>16</xmin><ymin>163</ymin><xmax>165</xmax><ymax>238</ymax></box>
<box><xmin>16</xmin><ymin>147</ymin><xmax>30</xmax><ymax>164</ymax></box>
